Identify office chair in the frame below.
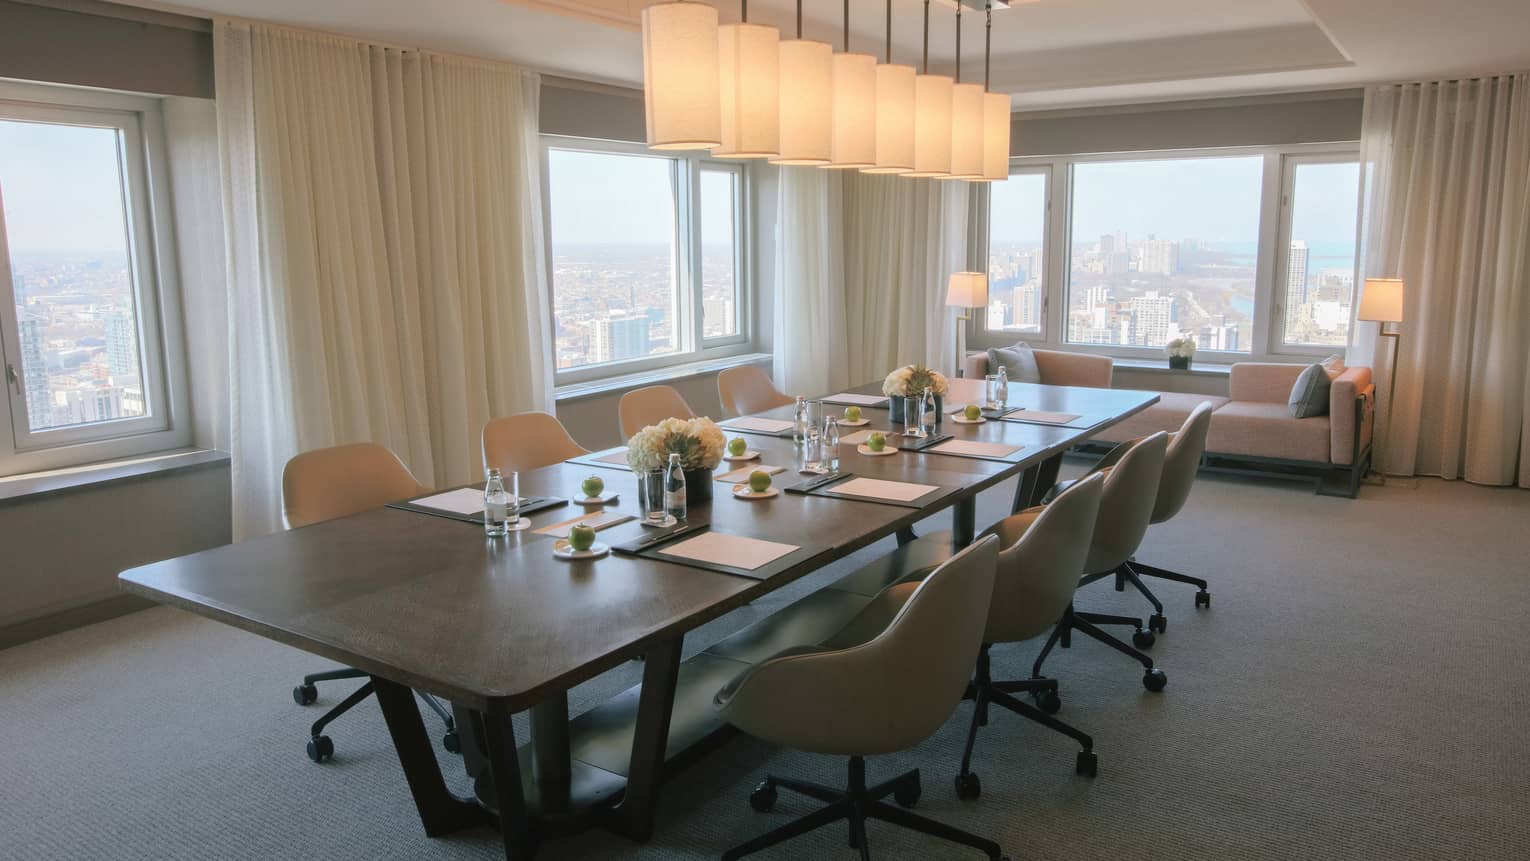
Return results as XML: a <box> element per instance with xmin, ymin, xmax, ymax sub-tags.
<box><xmin>282</xmin><ymin>443</ymin><xmax>460</xmax><ymax>762</ymax></box>
<box><xmin>617</xmin><ymin>384</ymin><xmax>698</xmax><ymax>439</ymax></box>
<box><xmin>482</xmin><ymin>410</ymin><xmax>588</xmax><ymax>473</ymax></box>
<box><xmin>715</xmin><ymin>536</ymin><xmax>1007</xmax><ymax>861</ymax></box>
<box><xmin>717</xmin><ymin>365</ymin><xmax>794</xmax><ymax>416</ymax></box>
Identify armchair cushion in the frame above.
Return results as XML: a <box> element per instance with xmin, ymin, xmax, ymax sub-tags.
<box><xmin>986</xmin><ymin>341</ymin><xmax>1041</xmax><ymax>383</ymax></box>
<box><xmin>1288</xmin><ymin>364</ymin><xmax>1332</xmax><ymax>418</ymax></box>
<box><xmin>1229</xmin><ymin>363</ymin><xmax>1305</xmax><ymax>403</ymax></box>
<box><xmin>1329</xmin><ymin>367</ymin><xmax>1374</xmax><ymax>466</ymax></box>
<box><xmin>1206</xmin><ymin>402</ymin><xmax>1331</xmax><ymax>463</ymax></box>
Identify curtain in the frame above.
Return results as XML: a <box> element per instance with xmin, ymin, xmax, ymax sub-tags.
<box><xmin>216</xmin><ymin>19</ymin><xmax>553</xmax><ymax>538</ymax></box>
<box><xmin>1354</xmin><ymin>73</ymin><xmax>1530</xmax><ymax>487</ymax></box>
<box><xmin>773</xmin><ymin>168</ymin><xmax>972</xmax><ymax>396</ymax></box>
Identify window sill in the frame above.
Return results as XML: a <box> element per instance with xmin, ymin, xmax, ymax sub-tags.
<box><xmin>554</xmin><ymin>353</ymin><xmax>772</xmax><ymax>404</ymax></box>
<box><xmin>0</xmin><ymin>448</ymin><xmax>229</xmax><ymax>508</ymax></box>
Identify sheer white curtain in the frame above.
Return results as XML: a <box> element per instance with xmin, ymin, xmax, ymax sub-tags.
<box><xmin>216</xmin><ymin>19</ymin><xmax>554</xmax><ymax>538</ymax></box>
<box><xmin>773</xmin><ymin>168</ymin><xmax>971</xmax><ymax>395</ymax></box>
<box><xmin>1354</xmin><ymin>73</ymin><xmax>1530</xmax><ymax>487</ymax></box>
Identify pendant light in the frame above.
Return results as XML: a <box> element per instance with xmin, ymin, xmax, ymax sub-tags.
<box><xmin>771</xmin><ymin>0</ymin><xmax>832</xmax><ymax>166</ymax></box>
<box><xmin>864</xmin><ymin>0</ymin><xmax>915</xmax><ymax>174</ymax></box>
<box><xmin>828</xmin><ymin>0</ymin><xmax>876</xmax><ymax>169</ymax></box>
<box><xmin>641</xmin><ymin>1</ymin><xmax>721</xmax><ymax>151</ymax></box>
<box><xmin>905</xmin><ymin>0</ymin><xmax>952</xmax><ymax>178</ymax></box>
<box><xmin>979</xmin><ymin>3</ymin><xmax>1012</xmax><ymax>182</ymax></box>
<box><xmin>946</xmin><ymin>2</ymin><xmax>985</xmax><ymax>179</ymax></box>
<box><xmin>715</xmin><ymin>1</ymin><xmax>780</xmax><ymax>159</ymax></box>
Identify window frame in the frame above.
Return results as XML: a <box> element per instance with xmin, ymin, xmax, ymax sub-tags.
<box><xmin>981</xmin><ymin>164</ymin><xmax>1052</xmax><ymax>340</ymax></box>
<box><xmin>1267</xmin><ymin>150</ymin><xmax>1364</xmax><ymax>358</ymax></box>
<box><xmin>540</xmin><ymin>136</ymin><xmax>755</xmax><ymax>387</ymax></box>
<box><xmin>0</xmin><ymin>81</ymin><xmax>189</xmax><ymax>478</ymax></box>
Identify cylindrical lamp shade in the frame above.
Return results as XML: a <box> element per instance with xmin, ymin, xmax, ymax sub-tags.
<box><xmin>642</xmin><ymin>2</ymin><xmax>720</xmax><ymax>150</ymax></box>
<box><xmin>715</xmin><ymin>22</ymin><xmax>780</xmax><ymax>159</ymax></box>
<box><xmin>1359</xmin><ymin>278</ymin><xmax>1405</xmax><ymax>322</ymax></box>
<box><xmin>828</xmin><ymin>52</ymin><xmax>877</xmax><ymax>169</ymax></box>
<box><xmin>771</xmin><ymin>39</ymin><xmax>833</xmax><ymax>165</ymax></box>
<box><xmin>944</xmin><ymin>82</ymin><xmax>985</xmax><ymax>179</ymax></box>
<box><xmin>978</xmin><ymin>91</ymin><xmax>1012</xmax><ymax>182</ymax></box>
<box><xmin>946</xmin><ymin>271</ymin><xmax>989</xmax><ymax>308</ymax></box>
<box><xmin>865</xmin><ymin>63</ymin><xmax>915</xmax><ymax>174</ymax></box>
<box><xmin>905</xmin><ymin>74</ymin><xmax>953</xmax><ymax>177</ymax></box>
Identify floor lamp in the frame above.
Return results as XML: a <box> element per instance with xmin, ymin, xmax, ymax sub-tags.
<box><xmin>1358</xmin><ymin>277</ymin><xmax>1405</xmax><ymax>476</ymax></box>
<box><xmin>946</xmin><ymin>272</ymin><xmax>988</xmax><ymax>378</ymax></box>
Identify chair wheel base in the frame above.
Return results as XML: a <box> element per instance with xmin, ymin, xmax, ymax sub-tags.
<box><xmin>442</xmin><ymin>730</ymin><xmax>462</xmax><ymax>754</ymax></box>
<box><xmin>1075</xmin><ymin>750</ymin><xmax>1098</xmax><ymax>777</ymax></box>
<box><xmin>1195</xmin><ymin>590</ymin><xmax>1211</xmax><ymax>609</ymax></box>
<box><xmin>1132</xmin><ymin>629</ymin><xmax>1156</xmax><ymax>649</ymax></box>
<box><xmin>1034</xmin><ymin>689</ymin><xmax>1062</xmax><ymax>714</ymax></box>
<box><xmin>292</xmin><ymin>684</ymin><xmax>317</xmax><ymax>706</ymax></box>
<box><xmin>306</xmin><ymin>735</ymin><xmax>334</xmax><ymax>763</ymax></box>
<box><xmin>954</xmin><ymin>771</ymin><xmax>981</xmax><ymax>801</ymax></box>
<box><xmin>749</xmin><ymin>781</ymin><xmax>777</xmax><ymax>812</ymax></box>
<box><xmin>1143</xmin><ymin>668</ymin><xmax>1168</xmax><ymax>692</ymax></box>
<box><xmin>1148</xmin><ymin>613</ymin><xmax>1167</xmax><ymax>634</ymax></box>
<box><xmin>893</xmin><ymin>775</ymin><xmax>921</xmax><ymax>808</ymax></box>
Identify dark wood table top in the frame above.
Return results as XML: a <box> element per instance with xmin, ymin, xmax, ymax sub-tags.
<box><xmin>119</xmin><ymin>380</ymin><xmax>1156</xmax><ymax>714</ymax></box>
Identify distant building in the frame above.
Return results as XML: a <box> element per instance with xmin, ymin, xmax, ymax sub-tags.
<box><xmin>106</xmin><ymin>311</ymin><xmax>138</xmax><ymax>378</ymax></box>
<box><xmin>1129</xmin><ymin>292</ymin><xmax>1173</xmax><ymax>346</ymax></box>
<box><xmin>1012</xmin><ymin>282</ymin><xmax>1042</xmax><ymax>329</ymax></box>
<box><xmin>587</xmin><ymin>310</ymin><xmax>651</xmax><ymax>364</ymax></box>
<box><xmin>987</xmin><ymin>298</ymin><xmax>1010</xmax><ymax>329</ymax></box>
<box><xmin>1286</xmin><ymin>240</ymin><xmax>1310</xmax><ymax>307</ymax></box>
<box><xmin>1140</xmin><ymin>239</ymin><xmax>1179</xmax><ymax>276</ymax></box>
<box><xmin>702</xmin><ymin>297</ymin><xmax>734</xmax><ymax>335</ymax></box>
<box><xmin>19</xmin><ymin>314</ymin><xmax>53</xmax><ymax>429</ymax></box>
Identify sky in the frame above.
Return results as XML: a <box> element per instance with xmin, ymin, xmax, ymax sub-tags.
<box><xmin>0</xmin><ymin>119</ymin><xmax>131</xmax><ymax>255</ymax></box>
<box><xmin>548</xmin><ymin>148</ymin><xmax>737</xmax><ymax>249</ymax></box>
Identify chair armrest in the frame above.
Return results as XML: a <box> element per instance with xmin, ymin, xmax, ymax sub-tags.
<box><xmin>962</xmin><ymin>351</ymin><xmax>988</xmax><ymax>380</ymax></box>
<box><xmin>1229</xmin><ymin>363</ymin><xmax>1304</xmax><ymax>403</ymax></box>
<box><xmin>1034</xmin><ymin>350</ymin><xmax>1113</xmax><ymax>388</ymax></box>
<box><xmin>1330</xmin><ymin>366</ymin><xmax>1374</xmax><ymax>466</ymax></box>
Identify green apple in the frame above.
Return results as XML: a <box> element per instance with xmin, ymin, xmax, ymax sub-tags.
<box><xmin>868</xmin><ymin>431</ymin><xmax>886</xmax><ymax>452</ymax></box>
<box><xmin>748</xmin><ymin>470</ymin><xmax>773</xmax><ymax>493</ymax></box>
<box><xmin>845</xmin><ymin>405</ymin><xmax>862</xmax><ymax>422</ymax></box>
<box><xmin>728</xmin><ymin>436</ymin><xmax>747</xmax><ymax>456</ymax></box>
<box><xmin>581</xmin><ymin>475</ymin><xmax>604</xmax><ymax>498</ymax></box>
<box><xmin>964</xmin><ymin>404</ymin><xmax>982</xmax><ymax>421</ymax></box>
<box><xmin>568</xmin><ymin>523</ymin><xmax>597</xmax><ymax>552</ymax></box>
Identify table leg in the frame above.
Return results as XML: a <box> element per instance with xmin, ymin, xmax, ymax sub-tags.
<box><xmin>372</xmin><ymin>677</ymin><xmax>489</xmax><ymax>837</ymax></box>
<box><xmin>530</xmin><ymin>692</ymin><xmax>572</xmax><ymax>814</ymax></box>
<box><xmin>1027</xmin><ymin>454</ymin><xmax>1063</xmax><ymax>508</ymax></box>
<box><xmin>470</xmin><ymin>709</ymin><xmax>541</xmax><ymax>860</ymax></box>
<box><xmin>600</xmin><ymin>634</ymin><xmax>683</xmax><ymax>841</ymax></box>
<box><xmin>1012</xmin><ymin>464</ymin><xmax>1040</xmax><ymax>515</ymax></box>
<box><xmin>953</xmin><ymin>496</ymin><xmax>976</xmax><ymax>549</ymax></box>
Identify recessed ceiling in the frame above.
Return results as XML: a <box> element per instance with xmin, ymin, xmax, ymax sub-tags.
<box><xmin>123</xmin><ymin>0</ymin><xmax>1530</xmax><ymax>109</ymax></box>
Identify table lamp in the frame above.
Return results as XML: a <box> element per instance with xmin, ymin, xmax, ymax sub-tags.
<box><xmin>946</xmin><ymin>271</ymin><xmax>988</xmax><ymax>378</ymax></box>
<box><xmin>1358</xmin><ymin>277</ymin><xmax>1405</xmax><ymax>472</ymax></box>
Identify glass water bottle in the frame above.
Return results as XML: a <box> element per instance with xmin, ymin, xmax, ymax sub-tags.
<box><xmin>822</xmin><ymin>414</ymin><xmax>841</xmax><ymax>473</ymax></box>
<box><xmin>792</xmin><ymin>396</ymin><xmax>808</xmax><ymax>445</ymax></box>
<box><xmin>484</xmin><ymin>468</ymin><xmax>511</xmax><ymax>536</ymax></box>
<box><xmin>663</xmin><ymin>453</ymin><xmax>687</xmax><ymax>522</ymax></box>
<box><xmin>996</xmin><ymin>365</ymin><xmax>1010</xmax><ymax>409</ymax></box>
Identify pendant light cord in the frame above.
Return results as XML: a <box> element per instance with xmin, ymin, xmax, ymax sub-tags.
<box><xmin>796</xmin><ymin>0</ymin><xmax>803</xmax><ymax>39</ymax></box>
<box><xmin>985</xmin><ymin>3</ymin><xmax>993</xmax><ymax>91</ymax></box>
<box><xmin>843</xmin><ymin>0</ymin><xmax>850</xmax><ymax>52</ymax></box>
<box><xmin>922</xmin><ymin>0</ymin><xmax>930</xmax><ymax>74</ymax></box>
<box><xmin>885</xmin><ymin>0</ymin><xmax>892</xmax><ymax>64</ymax></box>
<box><xmin>955</xmin><ymin>3</ymin><xmax>962</xmax><ymax>84</ymax></box>
<box><xmin>741</xmin><ymin>0</ymin><xmax>747</xmax><ymax>24</ymax></box>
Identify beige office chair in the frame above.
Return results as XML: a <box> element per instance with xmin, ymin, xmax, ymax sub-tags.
<box><xmin>715</xmin><ymin>537</ymin><xmax>1006</xmax><ymax>861</ymax></box>
<box><xmin>482</xmin><ymin>410</ymin><xmax>588</xmax><ymax>474</ymax></box>
<box><xmin>1032</xmin><ymin>432</ymin><xmax>1169</xmax><ymax>692</ymax></box>
<box><xmin>617</xmin><ymin>384</ymin><xmax>697</xmax><ymax>439</ymax></box>
<box><xmin>282</xmin><ymin>443</ymin><xmax>459</xmax><ymax>762</ymax></box>
<box><xmin>717</xmin><ymin>365</ymin><xmax>794</xmax><ymax>416</ymax></box>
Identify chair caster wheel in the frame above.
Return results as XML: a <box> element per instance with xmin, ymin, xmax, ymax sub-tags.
<box><xmin>954</xmin><ymin>771</ymin><xmax>981</xmax><ymax>801</ymax></box>
<box><xmin>1143</xmin><ymin>669</ymin><xmax>1168</xmax><ymax>692</ymax></box>
<box><xmin>749</xmin><ymin>781</ymin><xmax>777</xmax><ymax>812</ymax></box>
<box><xmin>293</xmin><ymin>684</ymin><xmax>317</xmax><ymax>706</ymax></box>
<box><xmin>1132</xmin><ymin>629</ymin><xmax>1156</xmax><ymax>649</ymax></box>
<box><xmin>1075</xmin><ymin>750</ymin><xmax>1098</xmax><ymax>777</ymax></box>
<box><xmin>442</xmin><ymin>730</ymin><xmax>461</xmax><ymax>754</ymax></box>
<box><xmin>1035</xmin><ymin>689</ymin><xmax>1062</xmax><ymax>714</ymax></box>
<box><xmin>306</xmin><ymin>735</ymin><xmax>334</xmax><ymax>763</ymax></box>
<box><xmin>894</xmin><ymin>774</ymin><xmax>921</xmax><ymax>808</ymax></box>
<box><xmin>1148</xmin><ymin>613</ymin><xmax>1167</xmax><ymax>634</ymax></box>
<box><xmin>1195</xmin><ymin>590</ymin><xmax>1210</xmax><ymax>609</ymax></box>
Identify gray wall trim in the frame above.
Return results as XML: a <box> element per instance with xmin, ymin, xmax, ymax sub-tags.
<box><xmin>540</xmin><ymin>75</ymin><xmax>645</xmax><ymax>143</ymax></box>
<box><xmin>0</xmin><ymin>594</ymin><xmax>152</xmax><ymax>651</ymax></box>
<box><xmin>0</xmin><ymin>0</ymin><xmax>214</xmax><ymax>98</ymax></box>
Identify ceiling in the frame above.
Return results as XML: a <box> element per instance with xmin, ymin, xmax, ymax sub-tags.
<box><xmin>124</xmin><ymin>0</ymin><xmax>1530</xmax><ymax>110</ymax></box>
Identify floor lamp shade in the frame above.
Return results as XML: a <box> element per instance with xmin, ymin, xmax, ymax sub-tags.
<box><xmin>642</xmin><ymin>2</ymin><xmax>721</xmax><ymax>150</ymax></box>
<box><xmin>946</xmin><ymin>272</ymin><xmax>989</xmax><ymax>308</ymax></box>
<box><xmin>1359</xmin><ymin>277</ymin><xmax>1405</xmax><ymax>322</ymax></box>
<box><xmin>865</xmin><ymin>63</ymin><xmax>915</xmax><ymax>174</ymax></box>
<box><xmin>906</xmin><ymin>73</ymin><xmax>953</xmax><ymax>177</ymax></box>
<box><xmin>944</xmin><ymin>82</ymin><xmax>984</xmax><ymax>179</ymax></box>
<box><xmin>828</xmin><ymin>52</ymin><xmax>877</xmax><ymax>169</ymax></box>
<box><xmin>715</xmin><ymin>22</ymin><xmax>780</xmax><ymax>158</ymax></box>
<box><xmin>979</xmin><ymin>91</ymin><xmax>1011</xmax><ymax>182</ymax></box>
<box><xmin>771</xmin><ymin>39</ymin><xmax>833</xmax><ymax>165</ymax></box>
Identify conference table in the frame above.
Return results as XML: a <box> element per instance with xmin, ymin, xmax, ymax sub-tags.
<box><xmin>118</xmin><ymin>378</ymin><xmax>1156</xmax><ymax>860</ymax></box>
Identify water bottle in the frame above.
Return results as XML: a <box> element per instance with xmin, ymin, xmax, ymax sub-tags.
<box><xmin>996</xmin><ymin>365</ymin><xmax>1010</xmax><ymax>409</ymax></box>
<box><xmin>792</xmin><ymin>396</ymin><xmax>808</xmax><ymax>445</ymax></box>
<box><xmin>804</xmin><ymin>424</ymin><xmax>822</xmax><ymax>472</ymax></box>
<box><xmin>484</xmin><ymin>468</ymin><xmax>511</xmax><ymax>536</ymax></box>
<box><xmin>663</xmin><ymin>452</ymin><xmax>687</xmax><ymax>522</ymax></box>
<box><xmin>911</xmin><ymin>386</ymin><xmax>931</xmax><ymax>438</ymax></box>
<box><xmin>822</xmin><ymin>415</ymin><xmax>841</xmax><ymax>473</ymax></box>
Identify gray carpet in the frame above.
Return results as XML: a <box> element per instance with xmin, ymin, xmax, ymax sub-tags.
<box><xmin>4</xmin><ymin>469</ymin><xmax>1529</xmax><ymax>860</ymax></box>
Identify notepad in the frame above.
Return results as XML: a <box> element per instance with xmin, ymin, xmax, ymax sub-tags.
<box><xmin>829</xmin><ymin>477</ymin><xmax>939</xmax><ymax>503</ymax></box>
<box><xmin>823</xmin><ymin>393</ymin><xmax>888</xmax><ymax>406</ymax></box>
<box><xmin>930</xmin><ymin>440</ymin><xmax>1022</xmax><ymax>459</ymax></box>
<box><xmin>723</xmin><ymin>417</ymin><xmax>795</xmax><ymax>434</ymax></box>
<box><xmin>661</xmin><ymin>532</ymin><xmax>800</xmax><ymax>571</ymax></box>
<box><xmin>715</xmin><ymin>463</ymin><xmax>787</xmax><ymax>483</ymax></box>
<box><xmin>533</xmin><ymin>511</ymin><xmax>634</xmax><ymax>536</ymax></box>
<box><xmin>1007</xmin><ymin>409</ymin><xmax>1082</xmax><ymax>425</ymax></box>
<box><xmin>408</xmin><ymin>488</ymin><xmax>489</xmax><ymax>515</ymax></box>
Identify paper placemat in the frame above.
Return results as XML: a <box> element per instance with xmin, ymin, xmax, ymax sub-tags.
<box><xmin>1003</xmin><ymin>409</ymin><xmax>1082</xmax><ymax>425</ymax></box>
<box><xmin>408</xmin><ymin>487</ymin><xmax>488</xmax><ymax>515</ymax></box>
<box><xmin>829</xmin><ymin>477</ymin><xmax>941</xmax><ymax>504</ymax></box>
<box><xmin>722</xmin><ymin>417</ymin><xmax>795</xmax><ymax>435</ymax></box>
<box><xmin>839</xmin><ymin>429</ymin><xmax>880</xmax><ymax>445</ymax></box>
<box><xmin>532</xmin><ymin>511</ymin><xmax>635</xmax><ymax>536</ymax></box>
<box><xmin>928</xmin><ymin>439</ymin><xmax>1024</xmax><ymax>460</ymax></box>
<box><xmin>715</xmin><ymin>463</ymin><xmax>787</xmax><ymax>483</ymax></box>
<box><xmin>823</xmin><ymin>393</ymin><xmax>890</xmax><ymax>407</ymax></box>
<box><xmin>388</xmin><ymin>491</ymin><xmax>566</xmax><ymax>524</ymax></box>
<box><xmin>660</xmin><ymin>532</ymin><xmax>799</xmax><ymax>571</ymax></box>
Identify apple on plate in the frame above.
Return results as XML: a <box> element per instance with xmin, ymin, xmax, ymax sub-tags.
<box><xmin>845</xmin><ymin>406</ymin><xmax>862</xmax><ymax>422</ymax></box>
<box><xmin>964</xmin><ymin>404</ymin><xmax>982</xmax><ymax>421</ymax></box>
<box><xmin>728</xmin><ymin>437</ymin><xmax>748</xmax><ymax>456</ymax></box>
<box><xmin>748</xmin><ymin>470</ymin><xmax>773</xmax><ymax>493</ymax></box>
<box><xmin>581</xmin><ymin>475</ymin><xmax>604</xmax><ymax>499</ymax></box>
<box><xmin>868</xmin><ymin>431</ymin><xmax>886</xmax><ymax>452</ymax></box>
<box><xmin>568</xmin><ymin>523</ymin><xmax>597</xmax><ymax>552</ymax></box>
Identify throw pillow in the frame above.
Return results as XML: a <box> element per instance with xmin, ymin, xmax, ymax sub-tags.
<box><xmin>1288</xmin><ymin>364</ymin><xmax>1332</xmax><ymax>418</ymax></box>
<box><xmin>1320</xmin><ymin>353</ymin><xmax>1346</xmax><ymax>381</ymax></box>
<box><xmin>987</xmin><ymin>341</ymin><xmax>1041</xmax><ymax>384</ymax></box>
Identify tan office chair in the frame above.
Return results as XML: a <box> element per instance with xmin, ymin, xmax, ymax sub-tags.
<box><xmin>282</xmin><ymin>443</ymin><xmax>459</xmax><ymax>762</ymax></box>
<box><xmin>482</xmin><ymin>410</ymin><xmax>588</xmax><ymax>474</ymax></box>
<box><xmin>717</xmin><ymin>365</ymin><xmax>793</xmax><ymax>416</ymax></box>
<box><xmin>617</xmin><ymin>384</ymin><xmax>697</xmax><ymax>439</ymax></box>
<box><xmin>715</xmin><ymin>537</ymin><xmax>1006</xmax><ymax>861</ymax></box>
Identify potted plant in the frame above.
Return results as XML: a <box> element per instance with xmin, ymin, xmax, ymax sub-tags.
<box><xmin>1166</xmin><ymin>337</ymin><xmax>1196</xmax><ymax>370</ymax></box>
<box><xmin>882</xmin><ymin>364</ymin><xmax>950</xmax><ymax>425</ymax></box>
<box><xmin>626</xmin><ymin>417</ymin><xmax>726</xmax><ymax>502</ymax></box>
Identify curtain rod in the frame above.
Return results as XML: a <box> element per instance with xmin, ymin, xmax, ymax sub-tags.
<box><xmin>11</xmin><ymin>0</ymin><xmax>211</xmax><ymax>33</ymax></box>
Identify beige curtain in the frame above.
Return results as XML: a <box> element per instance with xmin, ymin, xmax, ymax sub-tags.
<box><xmin>216</xmin><ymin>20</ymin><xmax>553</xmax><ymax>538</ymax></box>
<box><xmin>1355</xmin><ymin>73</ymin><xmax>1530</xmax><ymax>487</ymax></box>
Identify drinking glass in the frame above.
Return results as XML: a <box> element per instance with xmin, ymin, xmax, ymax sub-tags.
<box><xmin>505</xmin><ymin>470</ymin><xmax>521</xmax><ymax>527</ymax></box>
<box><xmin>806</xmin><ymin>399</ymin><xmax>824</xmax><ymax>434</ymax></box>
<box><xmin>984</xmin><ymin>374</ymin><xmax>999</xmax><ymax>409</ymax></box>
<box><xmin>803</xmin><ymin>425</ymin><xmax>823</xmax><ymax>473</ymax></box>
<box><xmin>638</xmin><ymin>467</ymin><xmax>671</xmax><ymax>526</ymax></box>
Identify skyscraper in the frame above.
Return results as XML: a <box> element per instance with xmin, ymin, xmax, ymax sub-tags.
<box><xmin>1140</xmin><ymin>239</ymin><xmax>1179</xmax><ymax>275</ymax></box>
<box><xmin>587</xmin><ymin>310</ymin><xmax>652</xmax><ymax>364</ymax></box>
<box><xmin>1129</xmin><ymin>291</ymin><xmax>1173</xmax><ymax>346</ymax></box>
<box><xmin>106</xmin><ymin>311</ymin><xmax>138</xmax><ymax>379</ymax></box>
<box><xmin>1286</xmin><ymin>240</ymin><xmax>1310</xmax><ymax>307</ymax></box>
<box><xmin>1013</xmin><ymin>282</ymin><xmax>1043</xmax><ymax>329</ymax></box>
<box><xmin>19</xmin><ymin>314</ymin><xmax>53</xmax><ymax>430</ymax></box>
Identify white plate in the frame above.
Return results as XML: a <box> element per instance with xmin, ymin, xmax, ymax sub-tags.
<box><xmin>553</xmin><ymin>539</ymin><xmax>610</xmax><ymax>560</ymax></box>
<box><xmin>857</xmin><ymin>444</ymin><xmax>897</xmax><ymax>457</ymax></box>
<box><xmin>723</xmin><ymin>450</ymin><xmax>762</xmax><ymax>462</ymax></box>
<box><xmin>572</xmin><ymin>492</ymin><xmax>619</xmax><ymax>505</ymax></box>
<box><xmin>836</xmin><ymin>418</ymin><xmax>870</xmax><ymax>427</ymax></box>
<box><xmin>951</xmin><ymin>416</ymin><xmax>986</xmax><ymax>425</ymax></box>
<box><xmin>732</xmin><ymin>484</ymin><xmax>779</xmax><ymax>500</ymax></box>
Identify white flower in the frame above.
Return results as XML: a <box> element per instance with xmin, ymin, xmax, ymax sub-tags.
<box><xmin>1166</xmin><ymin>338</ymin><xmax>1197</xmax><ymax>358</ymax></box>
<box><xmin>883</xmin><ymin>364</ymin><xmax>949</xmax><ymax>396</ymax></box>
<box><xmin>626</xmin><ymin>417</ymin><xmax>726</xmax><ymax>472</ymax></box>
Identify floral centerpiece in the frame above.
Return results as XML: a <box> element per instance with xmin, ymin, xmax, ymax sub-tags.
<box><xmin>626</xmin><ymin>417</ymin><xmax>726</xmax><ymax>502</ymax></box>
<box><xmin>1166</xmin><ymin>337</ymin><xmax>1196</xmax><ymax>370</ymax></box>
<box><xmin>882</xmin><ymin>364</ymin><xmax>950</xmax><ymax>425</ymax></box>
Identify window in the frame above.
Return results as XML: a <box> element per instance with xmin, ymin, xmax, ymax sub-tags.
<box><xmin>985</xmin><ymin>170</ymin><xmax>1047</xmax><ymax>336</ymax></box>
<box><xmin>0</xmin><ymin>83</ymin><xmax>186</xmax><ymax>477</ymax></box>
<box><xmin>1277</xmin><ymin>158</ymin><xmax>1360</xmax><ymax>348</ymax></box>
<box><xmin>545</xmin><ymin>140</ymin><xmax>750</xmax><ymax>383</ymax></box>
